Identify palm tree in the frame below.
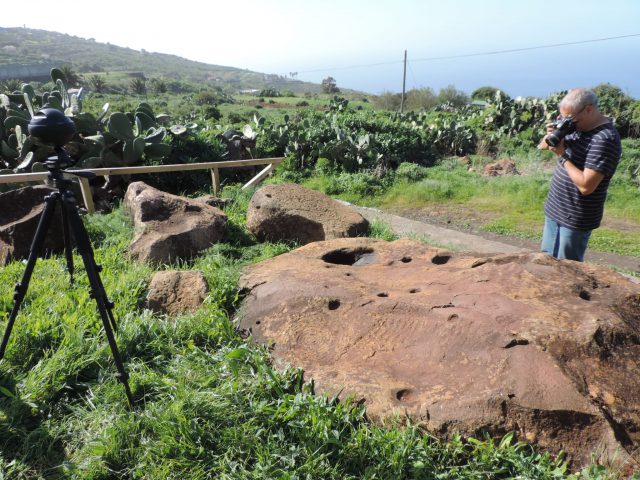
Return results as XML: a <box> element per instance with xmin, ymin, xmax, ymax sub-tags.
<box><xmin>89</xmin><ymin>75</ymin><xmax>107</xmax><ymax>93</ymax></box>
<box><xmin>130</xmin><ymin>78</ymin><xmax>147</xmax><ymax>95</ymax></box>
<box><xmin>150</xmin><ymin>77</ymin><xmax>167</xmax><ymax>94</ymax></box>
<box><xmin>0</xmin><ymin>79</ymin><xmax>23</xmax><ymax>92</ymax></box>
<box><xmin>58</xmin><ymin>65</ymin><xmax>81</xmax><ymax>87</ymax></box>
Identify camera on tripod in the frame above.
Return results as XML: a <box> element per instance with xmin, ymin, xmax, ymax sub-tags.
<box><xmin>0</xmin><ymin>107</ymin><xmax>135</xmax><ymax>407</ymax></box>
<box><xmin>545</xmin><ymin>117</ymin><xmax>576</xmax><ymax>147</ymax></box>
<box><xmin>28</xmin><ymin>108</ymin><xmax>77</xmax><ymax>169</ymax></box>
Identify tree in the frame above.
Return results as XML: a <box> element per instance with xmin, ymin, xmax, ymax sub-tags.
<box><xmin>0</xmin><ymin>79</ymin><xmax>22</xmax><ymax>93</ymax></box>
<box><xmin>372</xmin><ymin>91</ymin><xmax>402</xmax><ymax>111</ymax></box>
<box><xmin>150</xmin><ymin>77</ymin><xmax>167</xmax><ymax>94</ymax></box>
<box><xmin>321</xmin><ymin>76</ymin><xmax>340</xmax><ymax>94</ymax></box>
<box><xmin>89</xmin><ymin>75</ymin><xmax>107</xmax><ymax>93</ymax></box>
<box><xmin>592</xmin><ymin>83</ymin><xmax>633</xmax><ymax>135</ymax></box>
<box><xmin>471</xmin><ymin>86</ymin><xmax>503</xmax><ymax>102</ymax></box>
<box><xmin>58</xmin><ymin>65</ymin><xmax>80</xmax><ymax>87</ymax></box>
<box><xmin>405</xmin><ymin>87</ymin><xmax>438</xmax><ymax>111</ymax></box>
<box><xmin>437</xmin><ymin>85</ymin><xmax>469</xmax><ymax>107</ymax></box>
<box><xmin>130</xmin><ymin>77</ymin><xmax>147</xmax><ymax>95</ymax></box>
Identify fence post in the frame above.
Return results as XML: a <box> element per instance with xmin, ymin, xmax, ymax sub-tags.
<box><xmin>211</xmin><ymin>167</ymin><xmax>220</xmax><ymax>195</ymax></box>
<box><xmin>78</xmin><ymin>177</ymin><xmax>96</xmax><ymax>213</ymax></box>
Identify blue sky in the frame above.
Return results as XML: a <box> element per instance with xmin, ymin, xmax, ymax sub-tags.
<box><xmin>4</xmin><ymin>0</ymin><xmax>640</xmax><ymax>97</ymax></box>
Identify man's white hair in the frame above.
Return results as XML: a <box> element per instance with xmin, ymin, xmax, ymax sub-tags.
<box><xmin>560</xmin><ymin>88</ymin><xmax>598</xmax><ymax>112</ymax></box>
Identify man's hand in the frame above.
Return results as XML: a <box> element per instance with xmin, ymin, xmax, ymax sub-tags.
<box><xmin>549</xmin><ymin>139</ymin><xmax>565</xmax><ymax>157</ymax></box>
<box><xmin>538</xmin><ymin>123</ymin><xmax>554</xmax><ymax>150</ymax></box>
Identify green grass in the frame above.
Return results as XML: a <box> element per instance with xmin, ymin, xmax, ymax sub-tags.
<box><xmin>0</xmin><ymin>186</ymin><xmax>636</xmax><ymax>478</ymax></box>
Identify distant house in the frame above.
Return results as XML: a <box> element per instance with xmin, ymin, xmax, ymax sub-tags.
<box><xmin>0</xmin><ymin>62</ymin><xmax>55</xmax><ymax>81</ymax></box>
<box><xmin>239</xmin><ymin>89</ymin><xmax>260</xmax><ymax>95</ymax></box>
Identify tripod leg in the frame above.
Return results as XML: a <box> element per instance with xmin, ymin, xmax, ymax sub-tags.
<box><xmin>60</xmin><ymin>200</ymin><xmax>75</xmax><ymax>283</ymax></box>
<box><xmin>63</xmin><ymin>201</ymin><xmax>134</xmax><ymax>407</ymax></box>
<box><xmin>0</xmin><ymin>194</ymin><xmax>59</xmax><ymax>360</ymax></box>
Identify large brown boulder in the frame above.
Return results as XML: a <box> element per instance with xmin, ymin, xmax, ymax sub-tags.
<box><xmin>123</xmin><ymin>182</ymin><xmax>227</xmax><ymax>264</ymax></box>
<box><xmin>147</xmin><ymin>270</ymin><xmax>208</xmax><ymax>316</ymax></box>
<box><xmin>0</xmin><ymin>185</ymin><xmax>65</xmax><ymax>265</ymax></box>
<box><xmin>239</xmin><ymin>237</ymin><xmax>640</xmax><ymax>467</ymax></box>
<box><xmin>246</xmin><ymin>184</ymin><xmax>368</xmax><ymax>244</ymax></box>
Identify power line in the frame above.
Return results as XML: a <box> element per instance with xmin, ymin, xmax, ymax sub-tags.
<box><xmin>412</xmin><ymin>33</ymin><xmax>640</xmax><ymax>62</ymax></box>
<box><xmin>294</xmin><ymin>33</ymin><xmax>640</xmax><ymax>74</ymax></box>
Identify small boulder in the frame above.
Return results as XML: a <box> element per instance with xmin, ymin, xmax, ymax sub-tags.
<box><xmin>0</xmin><ymin>185</ymin><xmax>65</xmax><ymax>265</ymax></box>
<box><xmin>123</xmin><ymin>182</ymin><xmax>227</xmax><ymax>264</ymax></box>
<box><xmin>147</xmin><ymin>270</ymin><xmax>208</xmax><ymax>315</ymax></box>
<box><xmin>482</xmin><ymin>158</ymin><xmax>519</xmax><ymax>177</ymax></box>
<box><xmin>246</xmin><ymin>184</ymin><xmax>368</xmax><ymax>244</ymax></box>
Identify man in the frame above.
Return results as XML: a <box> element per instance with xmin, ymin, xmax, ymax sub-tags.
<box><xmin>538</xmin><ymin>88</ymin><xmax>622</xmax><ymax>261</ymax></box>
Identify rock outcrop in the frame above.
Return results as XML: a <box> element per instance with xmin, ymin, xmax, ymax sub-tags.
<box><xmin>246</xmin><ymin>184</ymin><xmax>369</xmax><ymax>244</ymax></box>
<box><xmin>239</xmin><ymin>237</ymin><xmax>640</xmax><ymax>467</ymax></box>
<box><xmin>123</xmin><ymin>182</ymin><xmax>227</xmax><ymax>264</ymax></box>
<box><xmin>0</xmin><ymin>185</ymin><xmax>65</xmax><ymax>265</ymax></box>
<box><xmin>147</xmin><ymin>270</ymin><xmax>209</xmax><ymax>315</ymax></box>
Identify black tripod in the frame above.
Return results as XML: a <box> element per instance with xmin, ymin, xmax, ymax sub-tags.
<box><xmin>0</xmin><ymin>147</ymin><xmax>134</xmax><ymax>407</ymax></box>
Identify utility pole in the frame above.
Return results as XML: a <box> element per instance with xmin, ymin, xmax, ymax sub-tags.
<box><xmin>400</xmin><ymin>50</ymin><xmax>407</xmax><ymax>113</ymax></box>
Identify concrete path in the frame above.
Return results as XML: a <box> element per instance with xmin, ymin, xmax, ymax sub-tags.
<box><xmin>351</xmin><ymin>204</ymin><xmax>527</xmax><ymax>254</ymax></box>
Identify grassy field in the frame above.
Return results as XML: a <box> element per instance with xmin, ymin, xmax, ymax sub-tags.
<box><xmin>1</xmin><ymin>186</ymin><xmax>634</xmax><ymax>479</ymax></box>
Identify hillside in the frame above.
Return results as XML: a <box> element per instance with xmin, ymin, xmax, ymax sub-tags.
<box><xmin>0</xmin><ymin>27</ymin><xmax>322</xmax><ymax>93</ymax></box>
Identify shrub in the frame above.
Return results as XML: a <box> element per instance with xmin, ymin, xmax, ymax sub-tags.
<box><xmin>325</xmin><ymin>172</ymin><xmax>389</xmax><ymax>197</ymax></box>
<box><xmin>471</xmin><ymin>86</ymin><xmax>502</xmax><ymax>102</ymax></box>
<box><xmin>202</xmin><ymin>105</ymin><xmax>222</xmax><ymax>120</ymax></box>
<box><xmin>396</xmin><ymin>162</ymin><xmax>429</xmax><ymax>181</ymax></box>
<box><xmin>617</xmin><ymin>138</ymin><xmax>640</xmax><ymax>181</ymax></box>
<box><xmin>314</xmin><ymin>157</ymin><xmax>335</xmax><ymax>175</ymax></box>
<box><xmin>259</xmin><ymin>88</ymin><xmax>280</xmax><ymax>97</ymax></box>
<box><xmin>194</xmin><ymin>92</ymin><xmax>217</xmax><ymax>105</ymax></box>
<box><xmin>227</xmin><ymin>112</ymin><xmax>243</xmax><ymax>124</ymax></box>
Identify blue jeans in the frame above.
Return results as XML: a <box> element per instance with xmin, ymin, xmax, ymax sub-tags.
<box><xmin>541</xmin><ymin>216</ymin><xmax>592</xmax><ymax>262</ymax></box>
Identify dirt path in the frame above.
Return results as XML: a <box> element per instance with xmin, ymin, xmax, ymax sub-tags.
<box><xmin>345</xmin><ymin>203</ymin><xmax>640</xmax><ymax>278</ymax></box>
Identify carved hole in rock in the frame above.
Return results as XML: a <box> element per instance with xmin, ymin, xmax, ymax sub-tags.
<box><xmin>328</xmin><ymin>299</ymin><xmax>341</xmax><ymax>310</ymax></box>
<box><xmin>396</xmin><ymin>389</ymin><xmax>413</xmax><ymax>402</ymax></box>
<box><xmin>345</xmin><ymin>272</ymin><xmax>352</xmax><ymax>276</ymax></box>
<box><xmin>432</xmin><ymin>254</ymin><xmax>451</xmax><ymax>265</ymax></box>
<box><xmin>447</xmin><ymin>314</ymin><xmax>459</xmax><ymax>321</ymax></box>
<box><xmin>321</xmin><ymin>248</ymin><xmax>375</xmax><ymax>266</ymax></box>
<box><xmin>265</xmin><ymin>193</ymin><xmax>272</xmax><ymax>198</ymax></box>
<box><xmin>377</xmin><ymin>292</ymin><xmax>389</xmax><ymax>298</ymax></box>
<box><xmin>409</xmin><ymin>288</ymin><xmax>420</xmax><ymax>294</ymax></box>
<box><xmin>579</xmin><ymin>290</ymin><xmax>591</xmax><ymax>301</ymax></box>
<box><xmin>255</xmin><ymin>320</ymin><xmax>261</xmax><ymax>325</ymax></box>
<box><xmin>401</xmin><ymin>256</ymin><xmax>412</xmax><ymax>263</ymax></box>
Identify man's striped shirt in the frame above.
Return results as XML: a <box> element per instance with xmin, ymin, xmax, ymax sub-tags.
<box><xmin>544</xmin><ymin>122</ymin><xmax>621</xmax><ymax>231</ymax></box>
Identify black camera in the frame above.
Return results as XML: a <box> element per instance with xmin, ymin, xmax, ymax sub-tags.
<box><xmin>28</xmin><ymin>108</ymin><xmax>77</xmax><ymax>169</ymax></box>
<box><xmin>28</xmin><ymin>108</ymin><xmax>76</xmax><ymax>146</ymax></box>
<box><xmin>545</xmin><ymin>117</ymin><xmax>576</xmax><ymax>147</ymax></box>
